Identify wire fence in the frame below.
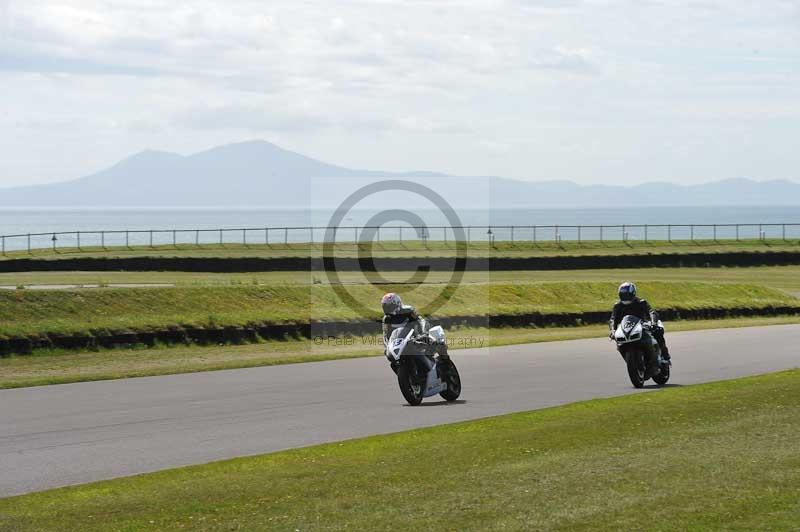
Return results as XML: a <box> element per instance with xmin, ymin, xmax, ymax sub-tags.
<box><xmin>1</xmin><ymin>223</ymin><xmax>799</xmax><ymax>254</ymax></box>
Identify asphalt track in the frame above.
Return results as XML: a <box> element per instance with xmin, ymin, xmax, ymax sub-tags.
<box><xmin>2</xmin><ymin>324</ymin><xmax>798</xmax><ymax>497</ymax></box>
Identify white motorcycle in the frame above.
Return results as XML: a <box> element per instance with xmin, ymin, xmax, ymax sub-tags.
<box><xmin>385</xmin><ymin>324</ymin><xmax>461</xmax><ymax>405</ymax></box>
<box><xmin>611</xmin><ymin>315</ymin><xmax>671</xmax><ymax>388</ymax></box>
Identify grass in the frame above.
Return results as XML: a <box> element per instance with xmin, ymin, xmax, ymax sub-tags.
<box><xmin>1</xmin><ymin>316</ymin><xmax>798</xmax><ymax>389</ymax></box>
<box><xmin>3</xmin><ymin>264</ymin><xmax>800</xmax><ymax>296</ymax></box>
<box><xmin>1</xmin><ymin>237</ymin><xmax>798</xmax><ymax>260</ymax></box>
<box><xmin>0</xmin><ymin>281</ymin><xmax>795</xmax><ymax>339</ymax></box>
<box><xmin>1</xmin><ymin>369</ymin><xmax>798</xmax><ymax>530</ymax></box>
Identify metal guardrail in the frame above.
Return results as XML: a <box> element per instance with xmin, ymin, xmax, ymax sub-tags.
<box><xmin>1</xmin><ymin>223</ymin><xmax>799</xmax><ymax>254</ymax></box>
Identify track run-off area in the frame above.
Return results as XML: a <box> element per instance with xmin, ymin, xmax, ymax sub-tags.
<box><xmin>1</xmin><ymin>324</ymin><xmax>799</xmax><ymax>497</ymax></box>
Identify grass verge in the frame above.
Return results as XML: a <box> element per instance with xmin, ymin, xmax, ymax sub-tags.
<box><xmin>1</xmin><ymin>316</ymin><xmax>798</xmax><ymax>389</ymax></box>
<box><xmin>1</xmin><ymin>369</ymin><xmax>798</xmax><ymax>530</ymax></box>
<box><xmin>3</xmin><ymin>264</ymin><xmax>800</xmax><ymax>296</ymax></box>
<box><xmin>0</xmin><ymin>281</ymin><xmax>795</xmax><ymax>338</ymax></box>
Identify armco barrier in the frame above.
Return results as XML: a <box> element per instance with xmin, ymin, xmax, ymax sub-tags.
<box><xmin>1</xmin><ymin>250</ymin><xmax>800</xmax><ymax>273</ymax></box>
<box><xmin>2</xmin><ymin>305</ymin><xmax>798</xmax><ymax>356</ymax></box>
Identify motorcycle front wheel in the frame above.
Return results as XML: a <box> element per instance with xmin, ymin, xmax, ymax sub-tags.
<box><xmin>439</xmin><ymin>361</ymin><xmax>461</xmax><ymax>402</ymax></box>
<box><xmin>397</xmin><ymin>364</ymin><xmax>424</xmax><ymax>406</ymax></box>
<box><xmin>625</xmin><ymin>350</ymin><xmax>646</xmax><ymax>389</ymax></box>
<box><xmin>652</xmin><ymin>362</ymin><xmax>671</xmax><ymax>386</ymax></box>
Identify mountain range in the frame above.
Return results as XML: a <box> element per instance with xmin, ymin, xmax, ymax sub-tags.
<box><xmin>1</xmin><ymin>140</ymin><xmax>798</xmax><ymax>208</ymax></box>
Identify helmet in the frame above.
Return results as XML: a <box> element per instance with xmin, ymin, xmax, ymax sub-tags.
<box><xmin>381</xmin><ymin>293</ymin><xmax>403</xmax><ymax>315</ymax></box>
<box><xmin>618</xmin><ymin>282</ymin><xmax>637</xmax><ymax>304</ymax></box>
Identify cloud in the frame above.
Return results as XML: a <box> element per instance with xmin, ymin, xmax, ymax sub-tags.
<box><xmin>529</xmin><ymin>47</ymin><xmax>596</xmax><ymax>73</ymax></box>
<box><xmin>0</xmin><ymin>48</ymin><xmax>164</xmax><ymax>76</ymax></box>
<box><xmin>1</xmin><ymin>0</ymin><xmax>799</xmax><ymax>187</ymax></box>
<box><xmin>173</xmin><ymin>104</ymin><xmax>471</xmax><ymax>135</ymax></box>
<box><xmin>174</xmin><ymin>105</ymin><xmax>331</xmax><ymax>133</ymax></box>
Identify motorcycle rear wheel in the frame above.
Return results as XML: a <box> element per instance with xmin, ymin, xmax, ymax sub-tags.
<box><xmin>625</xmin><ymin>351</ymin><xmax>646</xmax><ymax>389</ymax></box>
<box><xmin>397</xmin><ymin>364</ymin><xmax>424</xmax><ymax>406</ymax></box>
<box><xmin>439</xmin><ymin>361</ymin><xmax>461</xmax><ymax>402</ymax></box>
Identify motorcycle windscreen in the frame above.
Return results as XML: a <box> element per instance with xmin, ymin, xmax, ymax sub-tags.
<box><xmin>386</xmin><ymin>326</ymin><xmax>415</xmax><ymax>359</ymax></box>
<box><xmin>619</xmin><ymin>315</ymin><xmax>643</xmax><ymax>340</ymax></box>
<box><xmin>388</xmin><ymin>325</ymin><xmax>415</xmax><ymax>343</ymax></box>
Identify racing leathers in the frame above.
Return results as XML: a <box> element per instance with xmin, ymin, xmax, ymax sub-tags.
<box><xmin>382</xmin><ymin>305</ymin><xmax>427</xmax><ymax>342</ymax></box>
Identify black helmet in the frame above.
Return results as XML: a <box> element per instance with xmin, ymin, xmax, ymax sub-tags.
<box><xmin>618</xmin><ymin>282</ymin><xmax>637</xmax><ymax>304</ymax></box>
<box><xmin>381</xmin><ymin>292</ymin><xmax>402</xmax><ymax>315</ymax></box>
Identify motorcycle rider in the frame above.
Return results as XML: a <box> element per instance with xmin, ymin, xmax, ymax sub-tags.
<box><xmin>381</xmin><ymin>293</ymin><xmax>449</xmax><ymax>368</ymax></box>
<box><xmin>610</xmin><ymin>282</ymin><xmax>671</xmax><ymax>375</ymax></box>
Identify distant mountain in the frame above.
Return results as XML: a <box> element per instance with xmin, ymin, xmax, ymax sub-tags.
<box><xmin>0</xmin><ymin>140</ymin><xmax>797</xmax><ymax>208</ymax></box>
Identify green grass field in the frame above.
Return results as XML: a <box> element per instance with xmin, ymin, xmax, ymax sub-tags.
<box><xmin>4</xmin><ymin>265</ymin><xmax>800</xmax><ymax>296</ymax></box>
<box><xmin>2</xmin><ymin>370</ymin><xmax>797</xmax><ymax>530</ymax></box>
<box><xmin>1</xmin><ymin>264</ymin><xmax>799</xmax><ymax>388</ymax></box>
<box><xmin>1</xmin><ymin>316</ymin><xmax>798</xmax><ymax>390</ymax></box>
<box><xmin>1</xmin><ymin>237</ymin><xmax>798</xmax><ymax>260</ymax></box>
<box><xmin>0</xmin><ymin>281</ymin><xmax>794</xmax><ymax>338</ymax></box>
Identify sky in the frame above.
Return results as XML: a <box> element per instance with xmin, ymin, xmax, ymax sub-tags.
<box><xmin>1</xmin><ymin>0</ymin><xmax>799</xmax><ymax>187</ymax></box>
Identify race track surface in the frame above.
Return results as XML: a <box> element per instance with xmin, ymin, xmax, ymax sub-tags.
<box><xmin>2</xmin><ymin>324</ymin><xmax>798</xmax><ymax>497</ymax></box>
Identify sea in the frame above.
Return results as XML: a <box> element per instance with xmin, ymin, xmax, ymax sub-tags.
<box><xmin>0</xmin><ymin>206</ymin><xmax>799</xmax><ymax>251</ymax></box>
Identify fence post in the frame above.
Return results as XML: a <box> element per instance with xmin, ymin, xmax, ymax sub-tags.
<box><xmin>265</xmin><ymin>228</ymin><xmax>269</xmax><ymax>245</ymax></box>
<box><xmin>736</xmin><ymin>224</ymin><xmax>739</xmax><ymax>241</ymax></box>
<box><xmin>578</xmin><ymin>225</ymin><xmax>581</xmax><ymax>243</ymax></box>
<box><xmin>1</xmin><ymin>236</ymin><xmax>4</xmax><ymax>255</ymax></box>
<box><xmin>27</xmin><ymin>233</ymin><xmax>31</xmax><ymax>253</ymax></box>
<box><xmin>310</xmin><ymin>227</ymin><xmax>314</xmax><ymax>245</ymax></box>
<box><xmin>783</xmin><ymin>224</ymin><xmax>786</xmax><ymax>241</ymax></box>
<box><xmin>125</xmin><ymin>230</ymin><xmax>129</xmax><ymax>248</ymax></box>
<box><xmin>77</xmin><ymin>231</ymin><xmax>81</xmax><ymax>250</ymax></box>
<box><xmin>172</xmin><ymin>230</ymin><xmax>176</xmax><ymax>247</ymax></box>
<box><xmin>713</xmin><ymin>224</ymin><xmax>717</xmax><ymax>242</ymax></box>
<box><xmin>510</xmin><ymin>226</ymin><xmax>514</xmax><ymax>243</ymax></box>
<box><xmin>101</xmin><ymin>231</ymin><xmax>105</xmax><ymax>249</ymax></box>
<box><xmin>284</xmin><ymin>228</ymin><xmax>288</xmax><ymax>245</ymax></box>
<box><xmin>759</xmin><ymin>224</ymin><xmax>763</xmax><ymax>241</ymax></box>
<box><xmin>150</xmin><ymin>230</ymin><xmax>154</xmax><ymax>248</ymax></box>
<box><xmin>644</xmin><ymin>224</ymin><xmax>648</xmax><ymax>243</ymax></box>
<box><xmin>243</xmin><ymin>229</ymin><xmax>246</xmax><ymax>246</ymax></box>
<box><xmin>354</xmin><ymin>227</ymin><xmax>358</xmax><ymax>245</ymax></box>
<box><xmin>467</xmin><ymin>226</ymin><xmax>470</xmax><ymax>243</ymax></box>
<box><xmin>600</xmin><ymin>225</ymin><xmax>603</xmax><ymax>242</ymax></box>
<box><xmin>196</xmin><ymin>230</ymin><xmax>200</xmax><ymax>247</ymax></box>
<box><xmin>667</xmin><ymin>225</ymin><xmax>671</xmax><ymax>242</ymax></box>
<box><xmin>399</xmin><ymin>226</ymin><xmax>403</xmax><ymax>243</ymax></box>
<box><xmin>690</xmin><ymin>225</ymin><xmax>694</xmax><ymax>241</ymax></box>
<box><xmin>555</xmin><ymin>225</ymin><xmax>559</xmax><ymax>242</ymax></box>
<box><xmin>533</xmin><ymin>225</ymin><xmax>537</xmax><ymax>244</ymax></box>
<box><xmin>622</xmin><ymin>225</ymin><xmax>626</xmax><ymax>242</ymax></box>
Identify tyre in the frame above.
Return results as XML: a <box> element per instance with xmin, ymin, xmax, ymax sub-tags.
<box><xmin>397</xmin><ymin>364</ymin><xmax>424</xmax><ymax>405</ymax></box>
<box><xmin>439</xmin><ymin>361</ymin><xmax>461</xmax><ymax>402</ymax></box>
<box><xmin>652</xmin><ymin>363</ymin><xmax>671</xmax><ymax>386</ymax></box>
<box><xmin>625</xmin><ymin>350</ymin><xmax>645</xmax><ymax>389</ymax></box>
